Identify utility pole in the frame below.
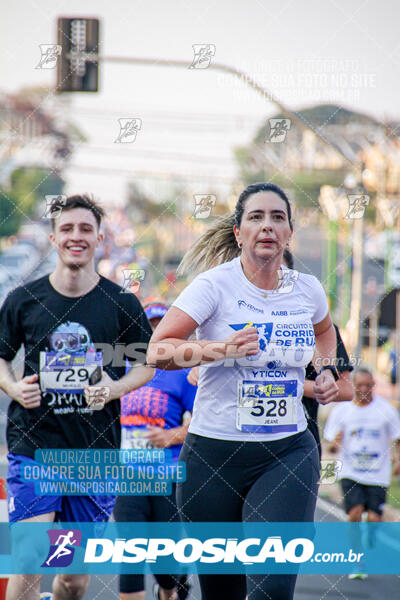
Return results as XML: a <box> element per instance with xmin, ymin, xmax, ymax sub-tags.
<box><xmin>318</xmin><ymin>185</ymin><xmax>343</xmax><ymax>314</ymax></box>
<box><xmin>55</xmin><ymin>18</ymin><xmax>356</xmax><ymax>167</ymax></box>
<box><xmin>351</xmin><ymin>212</ymin><xmax>364</xmax><ymax>355</ymax></box>
<box><xmin>344</xmin><ymin>167</ymin><xmax>371</xmax><ymax>356</ymax></box>
<box><xmin>92</xmin><ymin>55</ymin><xmax>356</xmax><ymax>166</ymax></box>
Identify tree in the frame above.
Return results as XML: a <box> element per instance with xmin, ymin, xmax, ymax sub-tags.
<box><xmin>234</xmin><ymin>103</ymin><xmax>380</xmax><ymax>209</ymax></box>
<box><xmin>10</xmin><ymin>167</ymin><xmax>64</xmax><ymax>218</ymax></box>
<box><xmin>0</xmin><ymin>189</ymin><xmax>23</xmax><ymax>237</ymax></box>
<box><xmin>0</xmin><ymin>168</ymin><xmax>65</xmax><ymax>238</ymax></box>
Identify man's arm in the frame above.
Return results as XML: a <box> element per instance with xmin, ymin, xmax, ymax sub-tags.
<box><xmin>392</xmin><ymin>439</ymin><xmax>400</xmax><ymax>476</ymax></box>
<box><xmin>303</xmin><ymin>370</ymin><xmax>353</xmax><ymax>402</ymax></box>
<box><xmin>144</xmin><ymin>421</ymin><xmax>191</xmax><ymax>449</ymax></box>
<box><xmin>0</xmin><ymin>358</ymin><xmax>17</xmax><ymax>397</ymax></box>
<box><xmin>312</xmin><ymin>316</ymin><xmax>340</xmax><ymax>405</ymax></box>
<box><xmin>84</xmin><ymin>364</ymin><xmax>155</xmax><ymax>407</ymax></box>
<box><xmin>107</xmin><ymin>364</ymin><xmax>155</xmax><ymax>400</ymax></box>
<box><xmin>145</xmin><ymin>372</ymin><xmax>196</xmax><ymax>448</ymax></box>
<box><xmin>327</xmin><ymin>431</ymin><xmax>343</xmax><ymax>454</ymax></box>
<box><xmin>323</xmin><ymin>407</ymin><xmax>343</xmax><ymax>453</ymax></box>
<box><xmin>0</xmin><ymin>358</ymin><xmax>41</xmax><ymax>408</ymax></box>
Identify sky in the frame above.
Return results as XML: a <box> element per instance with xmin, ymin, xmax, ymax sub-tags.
<box><xmin>1</xmin><ymin>0</ymin><xmax>400</xmax><ymax>205</ymax></box>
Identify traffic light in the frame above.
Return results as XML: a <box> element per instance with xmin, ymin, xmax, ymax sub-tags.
<box><xmin>57</xmin><ymin>17</ymin><xmax>100</xmax><ymax>92</ymax></box>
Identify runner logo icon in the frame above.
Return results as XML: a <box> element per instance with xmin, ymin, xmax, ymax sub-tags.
<box><xmin>230</xmin><ymin>322</ymin><xmax>273</xmax><ymax>351</ymax></box>
<box><xmin>42</xmin><ymin>529</ymin><xmax>82</xmax><ymax>567</ymax></box>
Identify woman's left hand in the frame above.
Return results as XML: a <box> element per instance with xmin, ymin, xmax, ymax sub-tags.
<box><xmin>313</xmin><ymin>370</ymin><xmax>339</xmax><ymax>405</ymax></box>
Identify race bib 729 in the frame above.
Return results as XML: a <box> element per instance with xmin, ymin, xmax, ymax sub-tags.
<box><xmin>39</xmin><ymin>351</ymin><xmax>103</xmax><ymax>394</ymax></box>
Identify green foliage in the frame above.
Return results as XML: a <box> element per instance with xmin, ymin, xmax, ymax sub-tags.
<box><xmin>10</xmin><ymin>168</ymin><xmax>64</xmax><ymax>216</ymax></box>
<box><xmin>254</xmin><ymin>104</ymin><xmax>378</xmax><ymax>143</ymax></box>
<box><xmin>127</xmin><ymin>183</ymin><xmax>176</xmax><ymax>222</ymax></box>
<box><xmin>292</xmin><ymin>104</ymin><xmax>378</xmax><ymax>126</ymax></box>
<box><xmin>0</xmin><ymin>168</ymin><xmax>64</xmax><ymax>237</ymax></box>
<box><xmin>235</xmin><ymin>103</ymin><xmax>378</xmax><ymax>214</ymax></box>
<box><xmin>0</xmin><ymin>189</ymin><xmax>23</xmax><ymax>237</ymax></box>
<box><xmin>234</xmin><ymin>143</ymin><xmax>346</xmax><ymax>208</ymax></box>
<box><xmin>387</xmin><ymin>477</ymin><xmax>400</xmax><ymax>510</ymax></box>
<box><xmin>289</xmin><ymin>170</ymin><xmax>346</xmax><ymax>207</ymax></box>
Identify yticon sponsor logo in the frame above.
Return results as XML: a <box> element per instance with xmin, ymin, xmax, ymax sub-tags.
<box><xmin>84</xmin><ymin>536</ymin><xmax>314</xmax><ymax>565</ymax></box>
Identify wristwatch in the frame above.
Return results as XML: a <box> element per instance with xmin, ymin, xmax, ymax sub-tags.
<box><xmin>318</xmin><ymin>365</ymin><xmax>339</xmax><ymax>381</ymax></box>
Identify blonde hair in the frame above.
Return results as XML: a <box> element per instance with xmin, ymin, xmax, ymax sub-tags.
<box><xmin>177</xmin><ymin>214</ymin><xmax>239</xmax><ymax>277</ymax></box>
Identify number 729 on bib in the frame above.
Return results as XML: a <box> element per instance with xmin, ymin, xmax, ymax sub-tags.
<box><xmin>39</xmin><ymin>351</ymin><xmax>103</xmax><ymax>394</ymax></box>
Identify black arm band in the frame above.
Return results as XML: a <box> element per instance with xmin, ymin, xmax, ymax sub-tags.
<box><xmin>318</xmin><ymin>365</ymin><xmax>339</xmax><ymax>381</ymax></box>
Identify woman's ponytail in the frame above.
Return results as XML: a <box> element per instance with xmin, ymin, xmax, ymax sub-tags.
<box><xmin>177</xmin><ymin>214</ymin><xmax>239</xmax><ymax>277</ymax></box>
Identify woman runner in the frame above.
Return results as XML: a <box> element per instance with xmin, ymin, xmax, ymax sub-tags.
<box><xmin>147</xmin><ymin>183</ymin><xmax>341</xmax><ymax>600</ymax></box>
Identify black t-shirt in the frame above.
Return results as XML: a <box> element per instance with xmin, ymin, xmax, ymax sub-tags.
<box><xmin>302</xmin><ymin>324</ymin><xmax>353</xmax><ymax>458</ymax></box>
<box><xmin>0</xmin><ymin>275</ymin><xmax>152</xmax><ymax>458</ymax></box>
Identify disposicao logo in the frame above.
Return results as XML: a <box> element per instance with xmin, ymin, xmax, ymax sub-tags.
<box><xmin>83</xmin><ymin>536</ymin><xmax>314</xmax><ymax>564</ymax></box>
<box><xmin>42</xmin><ymin>529</ymin><xmax>82</xmax><ymax>567</ymax></box>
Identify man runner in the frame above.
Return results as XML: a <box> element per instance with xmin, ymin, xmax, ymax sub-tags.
<box><xmin>0</xmin><ymin>195</ymin><xmax>154</xmax><ymax>600</ymax></box>
<box><xmin>324</xmin><ymin>367</ymin><xmax>400</xmax><ymax>579</ymax></box>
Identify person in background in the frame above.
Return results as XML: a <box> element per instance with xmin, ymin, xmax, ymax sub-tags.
<box><xmin>113</xmin><ymin>299</ymin><xmax>196</xmax><ymax>600</ymax></box>
<box><xmin>283</xmin><ymin>249</ymin><xmax>354</xmax><ymax>460</ymax></box>
<box><xmin>324</xmin><ymin>367</ymin><xmax>400</xmax><ymax>580</ymax></box>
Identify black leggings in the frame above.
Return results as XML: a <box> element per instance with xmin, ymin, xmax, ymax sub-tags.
<box><xmin>177</xmin><ymin>429</ymin><xmax>319</xmax><ymax>600</ymax></box>
<box><xmin>113</xmin><ymin>486</ymin><xmax>186</xmax><ymax>594</ymax></box>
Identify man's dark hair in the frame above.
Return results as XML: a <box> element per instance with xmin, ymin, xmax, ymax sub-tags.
<box><xmin>50</xmin><ymin>194</ymin><xmax>105</xmax><ymax>230</ymax></box>
<box><xmin>354</xmin><ymin>367</ymin><xmax>373</xmax><ymax>379</ymax></box>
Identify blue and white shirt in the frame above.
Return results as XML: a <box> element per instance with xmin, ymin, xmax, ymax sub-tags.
<box><xmin>324</xmin><ymin>395</ymin><xmax>400</xmax><ymax>486</ymax></box>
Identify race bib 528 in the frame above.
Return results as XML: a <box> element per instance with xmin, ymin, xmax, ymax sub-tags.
<box><xmin>237</xmin><ymin>380</ymin><xmax>298</xmax><ymax>434</ymax></box>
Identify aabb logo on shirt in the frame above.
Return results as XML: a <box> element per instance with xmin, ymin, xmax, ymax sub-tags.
<box><xmin>271</xmin><ymin>311</ymin><xmax>287</xmax><ymax>316</ymax></box>
<box><xmin>230</xmin><ymin>322</ymin><xmax>273</xmax><ymax>351</ymax></box>
<box><xmin>42</xmin><ymin>529</ymin><xmax>82</xmax><ymax>567</ymax></box>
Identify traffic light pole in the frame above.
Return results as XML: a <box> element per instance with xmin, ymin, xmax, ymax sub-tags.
<box><xmin>62</xmin><ymin>48</ymin><xmax>366</xmax><ymax>352</ymax></box>
<box><xmin>350</xmin><ymin>213</ymin><xmax>364</xmax><ymax>355</ymax></box>
<box><xmin>76</xmin><ymin>53</ymin><xmax>355</xmax><ymax>166</ymax></box>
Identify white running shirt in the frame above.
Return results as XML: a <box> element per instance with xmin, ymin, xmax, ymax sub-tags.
<box><xmin>172</xmin><ymin>257</ymin><xmax>329</xmax><ymax>441</ymax></box>
<box><xmin>324</xmin><ymin>395</ymin><xmax>400</xmax><ymax>486</ymax></box>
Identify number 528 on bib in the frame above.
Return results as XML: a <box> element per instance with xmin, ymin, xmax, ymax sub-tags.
<box><xmin>237</xmin><ymin>379</ymin><xmax>298</xmax><ymax>433</ymax></box>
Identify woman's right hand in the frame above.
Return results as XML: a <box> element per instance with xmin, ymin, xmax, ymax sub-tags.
<box><xmin>223</xmin><ymin>326</ymin><xmax>260</xmax><ymax>359</ymax></box>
